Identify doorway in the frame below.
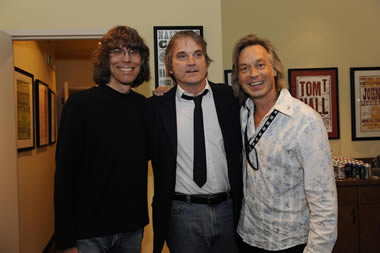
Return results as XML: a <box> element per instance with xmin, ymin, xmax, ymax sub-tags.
<box><xmin>12</xmin><ymin>36</ymin><xmax>101</xmax><ymax>253</ymax></box>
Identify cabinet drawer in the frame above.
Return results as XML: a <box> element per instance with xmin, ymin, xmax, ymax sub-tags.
<box><xmin>359</xmin><ymin>186</ymin><xmax>380</xmax><ymax>204</ymax></box>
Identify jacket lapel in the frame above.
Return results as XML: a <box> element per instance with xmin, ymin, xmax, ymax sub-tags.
<box><xmin>210</xmin><ymin>82</ymin><xmax>228</xmax><ymax>141</ymax></box>
<box><xmin>159</xmin><ymin>86</ymin><xmax>178</xmax><ymax>155</ymax></box>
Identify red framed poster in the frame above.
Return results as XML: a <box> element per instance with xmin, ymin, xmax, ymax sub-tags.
<box><xmin>288</xmin><ymin>68</ymin><xmax>340</xmax><ymax>139</ymax></box>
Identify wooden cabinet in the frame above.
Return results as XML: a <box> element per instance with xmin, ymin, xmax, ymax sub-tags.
<box><xmin>333</xmin><ymin>179</ymin><xmax>380</xmax><ymax>253</ymax></box>
<box><xmin>333</xmin><ymin>186</ymin><xmax>359</xmax><ymax>253</ymax></box>
<box><xmin>358</xmin><ymin>185</ymin><xmax>380</xmax><ymax>252</ymax></box>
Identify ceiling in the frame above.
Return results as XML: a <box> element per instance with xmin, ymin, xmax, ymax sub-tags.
<box><xmin>51</xmin><ymin>39</ymin><xmax>100</xmax><ymax>59</ymax></box>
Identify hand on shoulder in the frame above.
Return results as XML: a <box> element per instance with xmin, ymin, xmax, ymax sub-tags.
<box><xmin>152</xmin><ymin>86</ymin><xmax>170</xmax><ymax>96</ymax></box>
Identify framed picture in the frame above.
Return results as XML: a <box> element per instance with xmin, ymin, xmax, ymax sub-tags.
<box><xmin>224</xmin><ymin>69</ymin><xmax>232</xmax><ymax>86</ymax></box>
<box><xmin>48</xmin><ymin>89</ymin><xmax>57</xmax><ymax>144</ymax></box>
<box><xmin>35</xmin><ymin>79</ymin><xmax>49</xmax><ymax>147</ymax></box>
<box><xmin>153</xmin><ymin>26</ymin><xmax>203</xmax><ymax>88</ymax></box>
<box><xmin>350</xmin><ymin>67</ymin><xmax>380</xmax><ymax>141</ymax></box>
<box><xmin>14</xmin><ymin>67</ymin><xmax>35</xmax><ymax>151</ymax></box>
<box><xmin>288</xmin><ymin>68</ymin><xmax>340</xmax><ymax>139</ymax></box>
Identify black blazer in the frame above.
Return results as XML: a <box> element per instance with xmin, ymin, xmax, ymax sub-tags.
<box><xmin>145</xmin><ymin>81</ymin><xmax>242</xmax><ymax>253</ymax></box>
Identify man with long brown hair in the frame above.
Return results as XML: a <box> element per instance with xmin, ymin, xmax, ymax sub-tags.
<box><xmin>54</xmin><ymin>25</ymin><xmax>150</xmax><ymax>253</ymax></box>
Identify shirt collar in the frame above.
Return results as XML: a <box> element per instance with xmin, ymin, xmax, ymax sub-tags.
<box><xmin>244</xmin><ymin>96</ymin><xmax>255</xmax><ymax>113</ymax></box>
<box><xmin>176</xmin><ymin>80</ymin><xmax>211</xmax><ymax>101</ymax></box>
<box><xmin>244</xmin><ymin>89</ymin><xmax>294</xmax><ymax>118</ymax></box>
<box><xmin>273</xmin><ymin>89</ymin><xmax>294</xmax><ymax>117</ymax></box>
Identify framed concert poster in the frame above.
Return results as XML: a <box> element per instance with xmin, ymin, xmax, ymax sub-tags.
<box><xmin>153</xmin><ymin>26</ymin><xmax>203</xmax><ymax>88</ymax></box>
<box><xmin>350</xmin><ymin>67</ymin><xmax>380</xmax><ymax>141</ymax></box>
<box><xmin>35</xmin><ymin>79</ymin><xmax>49</xmax><ymax>147</ymax></box>
<box><xmin>288</xmin><ymin>68</ymin><xmax>340</xmax><ymax>139</ymax></box>
<box><xmin>48</xmin><ymin>89</ymin><xmax>57</xmax><ymax>144</ymax></box>
<box><xmin>14</xmin><ymin>67</ymin><xmax>35</xmax><ymax>151</ymax></box>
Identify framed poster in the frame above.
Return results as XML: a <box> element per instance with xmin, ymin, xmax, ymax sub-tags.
<box><xmin>153</xmin><ymin>26</ymin><xmax>203</xmax><ymax>88</ymax></box>
<box><xmin>48</xmin><ymin>89</ymin><xmax>57</xmax><ymax>144</ymax></box>
<box><xmin>288</xmin><ymin>68</ymin><xmax>340</xmax><ymax>139</ymax></box>
<box><xmin>350</xmin><ymin>67</ymin><xmax>380</xmax><ymax>141</ymax></box>
<box><xmin>14</xmin><ymin>67</ymin><xmax>35</xmax><ymax>151</ymax></box>
<box><xmin>35</xmin><ymin>79</ymin><xmax>49</xmax><ymax>147</ymax></box>
<box><xmin>224</xmin><ymin>69</ymin><xmax>232</xmax><ymax>86</ymax></box>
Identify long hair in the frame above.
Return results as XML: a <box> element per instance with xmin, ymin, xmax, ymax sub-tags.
<box><xmin>92</xmin><ymin>25</ymin><xmax>150</xmax><ymax>87</ymax></box>
<box><xmin>231</xmin><ymin>34</ymin><xmax>287</xmax><ymax>105</ymax></box>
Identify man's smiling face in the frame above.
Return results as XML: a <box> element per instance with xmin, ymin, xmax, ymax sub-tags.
<box><xmin>109</xmin><ymin>47</ymin><xmax>142</xmax><ymax>87</ymax></box>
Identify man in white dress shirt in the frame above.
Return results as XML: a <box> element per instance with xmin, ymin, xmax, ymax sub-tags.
<box><xmin>231</xmin><ymin>34</ymin><xmax>338</xmax><ymax>253</ymax></box>
<box><xmin>145</xmin><ymin>31</ymin><xmax>243</xmax><ymax>253</ymax></box>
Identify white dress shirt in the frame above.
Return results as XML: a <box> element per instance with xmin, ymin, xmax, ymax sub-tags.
<box><xmin>237</xmin><ymin>89</ymin><xmax>338</xmax><ymax>252</ymax></box>
<box><xmin>175</xmin><ymin>81</ymin><xmax>230</xmax><ymax>194</ymax></box>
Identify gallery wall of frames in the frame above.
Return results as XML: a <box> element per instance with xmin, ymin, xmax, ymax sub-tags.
<box><xmin>14</xmin><ymin>66</ymin><xmax>57</xmax><ymax>152</ymax></box>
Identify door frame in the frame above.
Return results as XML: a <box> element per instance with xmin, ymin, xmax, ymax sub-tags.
<box><xmin>0</xmin><ymin>29</ymin><xmax>104</xmax><ymax>253</ymax></box>
<box><xmin>9</xmin><ymin>29</ymin><xmax>104</xmax><ymax>40</ymax></box>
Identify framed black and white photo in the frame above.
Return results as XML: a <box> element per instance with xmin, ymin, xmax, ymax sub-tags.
<box><xmin>35</xmin><ymin>79</ymin><xmax>49</xmax><ymax>147</ymax></box>
<box><xmin>14</xmin><ymin>67</ymin><xmax>35</xmax><ymax>151</ymax></box>
<box><xmin>153</xmin><ymin>26</ymin><xmax>203</xmax><ymax>88</ymax></box>
<box><xmin>350</xmin><ymin>67</ymin><xmax>380</xmax><ymax>141</ymax></box>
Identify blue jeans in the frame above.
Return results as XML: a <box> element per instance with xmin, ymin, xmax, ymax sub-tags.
<box><xmin>167</xmin><ymin>198</ymin><xmax>238</xmax><ymax>253</ymax></box>
<box><xmin>76</xmin><ymin>228</ymin><xmax>143</xmax><ymax>253</ymax></box>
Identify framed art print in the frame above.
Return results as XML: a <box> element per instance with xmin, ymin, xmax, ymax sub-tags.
<box><xmin>48</xmin><ymin>89</ymin><xmax>57</xmax><ymax>144</ymax></box>
<box><xmin>14</xmin><ymin>67</ymin><xmax>35</xmax><ymax>151</ymax></box>
<box><xmin>288</xmin><ymin>68</ymin><xmax>340</xmax><ymax>139</ymax></box>
<box><xmin>350</xmin><ymin>67</ymin><xmax>380</xmax><ymax>141</ymax></box>
<box><xmin>153</xmin><ymin>26</ymin><xmax>203</xmax><ymax>88</ymax></box>
<box><xmin>35</xmin><ymin>79</ymin><xmax>49</xmax><ymax>147</ymax></box>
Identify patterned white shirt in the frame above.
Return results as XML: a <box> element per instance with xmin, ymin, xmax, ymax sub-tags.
<box><xmin>237</xmin><ymin>89</ymin><xmax>337</xmax><ymax>252</ymax></box>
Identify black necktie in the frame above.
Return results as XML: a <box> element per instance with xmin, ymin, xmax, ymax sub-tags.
<box><xmin>181</xmin><ymin>89</ymin><xmax>209</xmax><ymax>187</ymax></box>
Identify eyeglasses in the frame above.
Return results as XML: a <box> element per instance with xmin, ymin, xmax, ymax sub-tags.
<box><xmin>109</xmin><ymin>48</ymin><xmax>140</xmax><ymax>59</ymax></box>
<box><xmin>243</xmin><ymin>109</ymin><xmax>279</xmax><ymax>171</ymax></box>
<box><xmin>244</xmin><ymin>124</ymin><xmax>259</xmax><ymax>170</ymax></box>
